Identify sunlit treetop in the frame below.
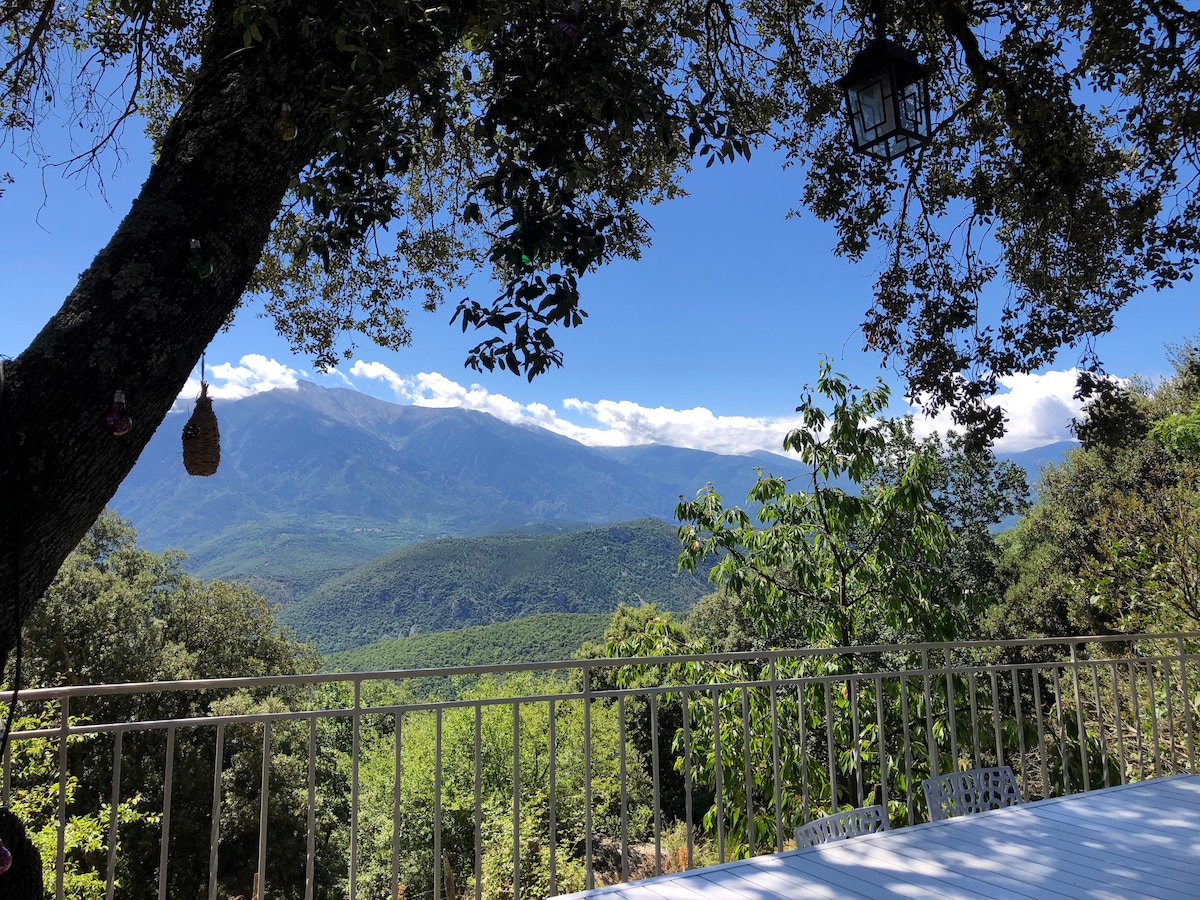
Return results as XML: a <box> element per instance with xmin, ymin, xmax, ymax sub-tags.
<box><xmin>4</xmin><ymin>0</ymin><xmax>1198</xmax><ymax>441</ymax></box>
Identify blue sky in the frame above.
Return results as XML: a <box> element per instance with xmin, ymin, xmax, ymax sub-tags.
<box><xmin>3</xmin><ymin>124</ymin><xmax>1196</xmax><ymax>455</ymax></box>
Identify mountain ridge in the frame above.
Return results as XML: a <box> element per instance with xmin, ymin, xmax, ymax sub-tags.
<box><xmin>114</xmin><ymin>382</ymin><xmax>814</xmax><ymax>580</ymax></box>
<box><xmin>111</xmin><ymin>382</ymin><xmax>1075</xmax><ymax>652</ymax></box>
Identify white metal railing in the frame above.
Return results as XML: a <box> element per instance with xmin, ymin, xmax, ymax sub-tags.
<box><xmin>2</xmin><ymin>633</ymin><xmax>1198</xmax><ymax>899</ymax></box>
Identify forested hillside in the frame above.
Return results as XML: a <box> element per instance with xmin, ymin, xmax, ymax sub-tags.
<box><xmin>991</xmin><ymin>345</ymin><xmax>1200</xmax><ymax>639</ymax></box>
<box><xmin>324</xmin><ymin>613</ymin><xmax>609</xmax><ymax>674</ymax></box>
<box><xmin>280</xmin><ymin>519</ymin><xmax>714</xmax><ymax>652</ymax></box>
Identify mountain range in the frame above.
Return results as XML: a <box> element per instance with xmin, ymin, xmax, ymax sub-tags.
<box><xmin>111</xmin><ymin>381</ymin><xmax>1075</xmax><ymax>653</ymax></box>
<box><xmin>112</xmin><ymin>381</ymin><xmax>812</xmax><ymax>580</ymax></box>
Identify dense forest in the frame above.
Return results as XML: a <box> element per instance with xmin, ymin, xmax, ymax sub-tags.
<box><xmin>325</xmin><ymin>613</ymin><xmax>610</xmax><ymax>677</ymax></box>
<box><xmin>6</xmin><ymin>351</ymin><xmax>1200</xmax><ymax>896</ymax></box>
<box><xmin>281</xmin><ymin>519</ymin><xmax>714</xmax><ymax>652</ymax></box>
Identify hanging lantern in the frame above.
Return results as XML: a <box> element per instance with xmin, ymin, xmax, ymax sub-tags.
<box><xmin>103</xmin><ymin>390</ymin><xmax>133</xmax><ymax>436</ymax></box>
<box><xmin>182</xmin><ymin>381</ymin><xmax>220</xmax><ymax>476</ymax></box>
<box><xmin>835</xmin><ymin>37</ymin><xmax>931</xmax><ymax>161</ymax></box>
<box><xmin>274</xmin><ymin>103</ymin><xmax>298</xmax><ymax>141</ymax></box>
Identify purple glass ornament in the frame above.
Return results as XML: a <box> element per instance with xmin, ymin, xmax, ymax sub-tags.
<box><xmin>554</xmin><ymin>2</ymin><xmax>581</xmax><ymax>42</ymax></box>
<box><xmin>105</xmin><ymin>390</ymin><xmax>133</xmax><ymax>436</ymax></box>
<box><xmin>0</xmin><ymin>838</ymin><xmax>11</xmax><ymax>875</ymax></box>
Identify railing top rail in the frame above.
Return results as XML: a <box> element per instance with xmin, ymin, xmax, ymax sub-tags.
<box><xmin>3</xmin><ymin>631</ymin><xmax>1198</xmax><ymax>703</ymax></box>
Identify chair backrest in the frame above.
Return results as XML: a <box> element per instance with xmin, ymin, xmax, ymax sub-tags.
<box><xmin>922</xmin><ymin>766</ymin><xmax>1023</xmax><ymax>822</ymax></box>
<box><xmin>794</xmin><ymin>804</ymin><xmax>889</xmax><ymax>848</ymax></box>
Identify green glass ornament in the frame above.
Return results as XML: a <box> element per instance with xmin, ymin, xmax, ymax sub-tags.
<box><xmin>188</xmin><ymin>239</ymin><xmax>214</xmax><ymax>279</ymax></box>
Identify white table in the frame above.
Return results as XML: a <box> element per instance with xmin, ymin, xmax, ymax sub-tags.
<box><xmin>562</xmin><ymin>774</ymin><xmax>1200</xmax><ymax>899</ymax></box>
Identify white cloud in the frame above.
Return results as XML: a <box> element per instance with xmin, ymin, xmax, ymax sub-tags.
<box><xmin>350</xmin><ymin>361</ymin><xmax>805</xmax><ymax>455</ymax></box>
<box><xmin>185</xmin><ymin>357</ymin><xmax>1084</xmax><ymax>455</ymax></box>
<box><xmin>560</xmin><ymin>398</ymin><xmax>803</xmax><ymax>455</ymax></box>
<box><xmin>911</xmin><ymin>369</ymin><xmax>1085</xmax><ymax>453</ymax></box>
<box><xmin>347</xmin><ymin>360</ymin><xmax>407</xmax><ymax>396</ymax></box>
<box><xmin>174</xmin><ymin>354</ymin><xmax>300</xmax><ymax>411</ymax></box>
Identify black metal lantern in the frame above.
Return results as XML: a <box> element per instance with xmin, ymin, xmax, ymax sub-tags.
<box><xmin>836</xmin><ymin>37</ymin><xmax>931</xmax><ymax>161</ymax></box>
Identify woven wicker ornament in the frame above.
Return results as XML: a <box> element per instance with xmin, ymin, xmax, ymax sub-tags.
<box><xmin>182</xmin><ymin>381</ymin><xmax>220</xmax><ymax>476</ymax></box>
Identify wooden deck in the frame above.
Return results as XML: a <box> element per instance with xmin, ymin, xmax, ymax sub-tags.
<box><xmin>562</xmin><ymin>774</ymin><xmax>1200</xmax><ymax>899</ymax></box>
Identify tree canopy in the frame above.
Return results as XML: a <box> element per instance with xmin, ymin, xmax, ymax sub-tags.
<box><xmin>677</xmin><ymin>361</ymin><xmax>1028</xmax><ymax>647</ymax></box>
<box><xmin>994</xmin><ymin>343</ymin><xmax>1200</xmax><ymax>639</ymax></box>
<box><xmin>1</xmin><ymin>0</ymin><xmax>1197</xmax><ymax>672</ymax></box>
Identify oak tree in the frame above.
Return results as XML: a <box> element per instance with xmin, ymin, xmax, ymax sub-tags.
<box><xmin>2</xmin><ymin>0</ymin><xmax>1198</xmax><ymax>677</ymax></box>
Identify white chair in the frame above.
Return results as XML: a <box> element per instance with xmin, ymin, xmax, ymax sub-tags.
<box><xmin>922</xmin><ymin>765</ymin><xmax>1023</xmax><ymax>822</ymax></box>
<box><xmin>794</xmin><ymin>804</ymin><xmax>889</xmax><ymax>848</ymax></box>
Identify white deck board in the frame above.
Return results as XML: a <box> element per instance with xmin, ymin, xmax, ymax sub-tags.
<box><xmin>559</xmin><ymin>775</ymin><xmax>1200</xmax><ymax>900</ymax></box>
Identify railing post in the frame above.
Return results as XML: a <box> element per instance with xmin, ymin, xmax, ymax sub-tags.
<box><xmin>682</xmin><ymin>687</ymin><xmax>694</xmax><ymax>869</ymax></box>
<box><xmin>650</xmin><ymin>693</ymin><xmax>663</xmax><ymax>876</ymax></box>
<box><xmin>1146</xmin><ymin>662</ymin><xmax>1163</xmax><ymax>777</ymax></box>
<box><xmin>512</xmin><ymin>703</ymin><xmax>521</xmax><ymax>899</ymax></box>
<box><xmin>898</xmin><ymin>673</ymin><xmax>914</xmax><ymax>824</ymax></box>
<box><xmin>713</xmin><ymin>686</ymin><xmax>725</xmax><ymax>863</ymax></box>
<box><xmin>57</xmin><ymin>694</ymin><xmax>69</xmax><ymax>900</ymax></box>
<box><xmin>1070</xmin><ymin>642</ymin><xmax>1090</xmax><ymax>792</ymax></box>
<box><xmin>208</xmin><ymin>723</ymin><xmax>224</xmax><ymax>900</ymax></box>
<box><xmin>106</xmin><ymin>730</ymin><xmax>124</xmax><ymax>900</ymax></box>
<box><xmin>351</xmin><ymin>681</ymin><xmax>362</xmax><ymax>900</ymax></box>
<box><xmin>741</xmin><ymin>686</ymin><xmax>754</xmax><ymax>859</ymax></box>
<box><xmin>944</xmin><ymin>648</ymin><xmax>958</xmax><ymax>769</ymax></box>
<box><xmin>1179</xmin><ymin>636</ymin><xmax>1196</xmax><ymax>773</ymax></box>
<box><xmin>967</xmin><ymin>671</ymin><xmax>981</xmax><ymax>770</ymax></box>
<box><xmin>434</xmin><ymin>709</ymin><xmax>444</xmax><ymax>900</ymax></box>
<box><xmin>770</xmin><ymin>659</ymin><xmax>783</xmax><ymax>853</ymax></box>
<box><xmin>255</xmin><ymin>722</ymin><xmax>269</xmax><ymax>900</ymax></box>
<box><xmin>922</xmin><ymin>650</ymin><xmax>938</xmax><ymax>780</ymax></box>
<box><xmin>618</xmin><ymin>694</ymin><xmax>630</xmax><ymax>881</ymax></box>
<box><xmin>1112</xmin><ymin>661</ymin><xmax>1128</xmax><ymax>784</ymax></box>
<box><xmin>544</xmin><ymin>700</ymin><xmax>552</xmax><ymax>897</ymax></box>
<box><xmin>823</xmin><ymin>680</ymin><xmax>837</xmax><ymax>815</ymax></box>
<box><xmin>874</xmin><ymin>675</ymin><xmax>887</xmax><ymax>816</ymax></box>
<box><xmin>1032</xmin><ymin>669</ymin><xmax>1050</xmax><ymax>797</ymax></box>
<box><xmin>475</xmin><ymin>705</ymin><xmax>485</xmax><ymax>900</ymax></box>
<box><xmin>1013</xmin><ymin>668</ymin><xmax>1028</xmax><ymax>800</ymax></box>
<box><xmin>308</xmin><ymin>715</ymin><xmax>318</xmax><ymax>900</ymax></box>
<box><xmin>583</xmin><ymin>663</ymin><xmax>594</xmax><ymax>890</ymax></box>
<box><xmin>797</xmin><ymin>681</ymin><xmax>810</xmax><ymax>824</ymax></box>
<box><xmin>159</xmin><ymin>725</ymin><xmax>177</xmax><ymax>900</ymax></box>
<box><xmin>392</xmin><ymin>713</ymin><xmax>404</xmax><ymax>900</ymax></box>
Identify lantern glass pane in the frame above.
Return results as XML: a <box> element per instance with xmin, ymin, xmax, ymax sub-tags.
<box><xmin>849</xmin><ymin>77</ymin><xmax>896</xmax><ymax>146</ymax></box>
<box><xmin>898</xmin><ymin>81</ymin><xmax>926</xmax><ymax>134</ymax></box>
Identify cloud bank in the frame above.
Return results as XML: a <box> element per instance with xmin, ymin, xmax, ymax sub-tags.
<box><xmin>174</xmin><ymin>354</ymin><xmax>301</xmax><ymax>411</ymax></box>
<box><xmin>349</xmin><ymin>362</ymin><xmax>805</xmax><ymax>455</ymax></box>
<box><xmin>910</xmin><ymin>369</ymin><xmax>1085</xmax><ymax>453</ymax></box>
<box><xmin>184</xmin><ymin>355</ymin><xmax>1084</xmax><ymax>455</ymax></box>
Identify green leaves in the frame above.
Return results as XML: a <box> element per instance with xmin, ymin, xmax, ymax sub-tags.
<box><xmin>998</xmin><ymin>343</ymin><xmax>1200</xmax><ymax>638</ymax></box>
<box><xmin>677</xmin><ymin>361</ymin><xmax>961</xmax><ymax>648</ymax></box>
<box><xmin>7</xmin><ymin>0</ymin><xmax>1200</xmax><ymax>437</ymax></box>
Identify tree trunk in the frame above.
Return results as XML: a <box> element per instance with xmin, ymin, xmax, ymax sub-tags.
<box><xmin>0</xmin><ymin>11</ymin><xmax>436</xmax><ymax>677</ymax></box>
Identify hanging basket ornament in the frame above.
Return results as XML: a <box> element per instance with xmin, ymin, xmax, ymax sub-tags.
<box><xmin>182</xmin><ymin>380</ymin><xmax>220</xmax><ymax>476</ymax></box>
